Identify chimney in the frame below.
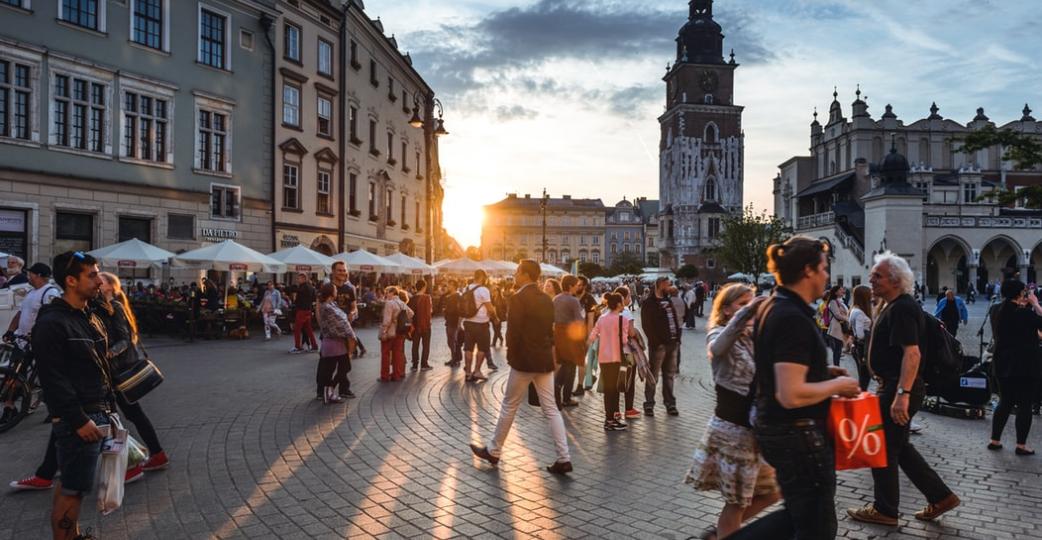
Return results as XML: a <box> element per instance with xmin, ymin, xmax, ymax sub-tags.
<box><xmin>507</xmin><ymin>193</ymin><xmax>517</xmax><ymax>199</ymax></box>
<box><xmin>563</xmin><ymin>195</ymin><xmax>571</xmax><ymax>199</ymax></box>
<box><xmin>524</xmin><ymin>194</ymin><xmax>530</xmax><ymax>199</ymax></box>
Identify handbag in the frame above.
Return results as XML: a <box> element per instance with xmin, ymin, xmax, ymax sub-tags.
<box><xmin>616</xmin><ymin>315</ymin><xmax>629</xmax><ymax>393</ymax></box>
<box><xmin>829</xmin><ymin>305</ymin><xmax>852</xmax><ymax>335</ymax></box>
<box><xmin>113</xmin><ymin>342</ymin><xmax>165</xmax><ymax>404</ymax></box>
<box><xmin>828</xmin><ymin>392</ymin><xmax>888</xmax><ymax>470</ymax></box>
<box><xmin>97</xmin><ymin>414</ymin><xmax>128</xmax><ymax>515</ymax></box>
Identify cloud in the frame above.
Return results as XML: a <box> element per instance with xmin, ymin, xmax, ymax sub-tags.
<box><xmin>400</xmin><ymin>0</ymin><xmax>772</xmax><ymax>97</ymax></box>
<box><xmin>494</xmin><ymin>105</ymin><xmax>539</xmax><ymax>121</ymax></box>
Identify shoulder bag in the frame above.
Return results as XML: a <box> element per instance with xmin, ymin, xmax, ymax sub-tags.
<box><xmin>113</xmin><ymin>342</ymin><xmax>165</xmax><ymax>404</ymax></box>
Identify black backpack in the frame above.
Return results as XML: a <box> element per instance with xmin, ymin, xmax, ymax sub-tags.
<box><xmin>920</xmin><ymin>311</ymin><xmax>963</xmax><ymax>387</ymax></box>
<box><xmin>395</xmin><ymin>306</ymin><xmax>412</xmax><ymax>336</ymax></box>
<box><xmin>460</xmin><ymin>286</ymin><xmax>480</xmax><ymax>319</ymax></box>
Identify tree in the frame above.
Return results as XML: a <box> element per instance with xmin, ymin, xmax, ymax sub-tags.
<box><xmin>578</xmin><ymin>262</ymin><xmax>605</xmax><ymax>278</ymax></box>
<box><xmin>957</xmin><ymin>126</ymin><xmax>1042</xmax><ymax>207</ymax></box>
<box><xmin>608</xmin><ymin>251</ymin><xmax>644</xmax><ymax>276</ymax></box>
<box><xmin>676</xmin><ymin>264</ymin><xmax>699</xmax><ymax>279</ymax></box>
<box><xmin>715</xmin><ymin>205</ymin><xmax>788</xmax><ymax>276</ymax></box>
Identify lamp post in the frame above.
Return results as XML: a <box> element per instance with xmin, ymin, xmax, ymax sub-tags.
<box><xmin>540</xmin><ymin>188</ymin><xmax>549</xmax><ymax>263</ymax></box>
<box><xmin>408</xmin><ymin>95</ymin><xmax>448</xmax><ymax>264</ymax></box>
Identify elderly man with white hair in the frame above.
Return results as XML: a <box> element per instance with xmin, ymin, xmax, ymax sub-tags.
<box><xmin>847</xmin><ymin>252</ymin><xmax>960</xmax><ymax>528</ymax></box>
<box><xmin>2</xmin><ymin>255</ymin><xmax>28</xmax><ymax>289</ymax></box>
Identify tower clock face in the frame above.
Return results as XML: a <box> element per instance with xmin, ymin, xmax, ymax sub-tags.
<box><xmin>699</xmin><ymin>70</ymin><xmax>719</xmax><ymax>93</ymax></box>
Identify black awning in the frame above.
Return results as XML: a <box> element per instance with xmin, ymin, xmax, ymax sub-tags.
<box><xmin>797</xmin><ymin>172</ymin><xmax>855</xmax><ymax>198</ymax></box>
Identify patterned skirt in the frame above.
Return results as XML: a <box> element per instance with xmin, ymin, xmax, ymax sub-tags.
<box><xmin>684</xmin><ymin>415</ymin><xmax>778</xmax><ymax>507</ymax></box>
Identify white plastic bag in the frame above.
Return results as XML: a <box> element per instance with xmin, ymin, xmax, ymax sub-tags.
<box><xmin>96</xmin><ymin>415</ymin><xmax>128</xmax><ymax>515</ymax></box>
<box><xmin>127</xmin><ymin>435</ymin><xmax>149</xmax><ymax>469</ymax></box>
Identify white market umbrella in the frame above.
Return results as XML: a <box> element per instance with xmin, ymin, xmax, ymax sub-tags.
<box><xmin>539</xmin><ymin>263</ymin><xmax>566</xmax><ymax>278</ymax></box>
<box><xmin>267</xmin><ymin>245</ymin><xmax>336</xmax><ymax>274</ymax></box>
<box><xmin>434</xmin><ymin>257</ymin><xmax>488</xmax><ymax>275</ymax></box>
<box><xmin>332</xmin><ymin>250</ymin><xmax>402</xmax><ymax>273</ymax></box>
<box><xmin>87</xmin><ymin>238</ymin><xmax>175</xmax><ymax>269</ymax></box>
<box><xmin>384</xmin><ymin>252</ymin><xmax>437</xmax><ymax>275</ymax></box>
<box><xmin>482</xmin><ymin>259</ymin><xmax>517</xmax><ymax>277</ymax></box>
<box><xmin>173</xmin><ymin>240</ymin><xmax>287</xmax><ymax>273</ymax></box>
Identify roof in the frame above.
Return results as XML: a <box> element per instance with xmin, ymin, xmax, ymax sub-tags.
<box><xmin>797</xmin><ymin>172</ymin><xmax>856</xmax><ymax>198</ymax></box>
<box><xmin>485</xmin><ymin>195</ymin><xmax>605</xmax><ymax>211</ymax></box>
<box><xmin>698</xmin><ymin>202</ymin><xmax>727</xmax><ymax>214</ymax></box>
<box><xmin>637</xmin><ymin>199</ymin><xmax>660</xmax><ymax>222</ymax></box>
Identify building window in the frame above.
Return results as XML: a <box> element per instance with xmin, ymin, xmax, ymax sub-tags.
<box><xmin>132</xmin><ymin>0</ymin><xmax>163</xmax><ymax>50</ymax></box>
<box><xmin>284</xmin><ymin>22</ymin><xmax>300</xmax><ymax>62</ymax></box>
<box><xmin>401</xmin><ymin>142</ymin><xmax>408</xmax><ymax>171</ymax></box>
<box><xmin>122</xmin><ymin>91</ymin><xmax>169</xmax><ymax>162</ymax></box>
<box><xmin>196</xmin><ymin>108</ymin><xmax>228</xmax><ymax>172</ymax></box>
<box><xmin>2</xmin><ymin>0</ymin><xmax>28</xmax><ymax>7</ymax></box>
<box><xmin>386</xmin><ymin>188</ymin><xmax>393</xmax><ymax>221</ymax></box>
<box><xmin>317</xmin><ymin>95</ymin><xmax>331</xmax><ymax>136</ymax></box>
<box><xmin>387</xmin><ymin>77</ymin><xmax>395</xmax><ymax>100</ymax></box>
<box><xmin>415</xmin><ymin>150</ymin><xmax>421</xmax><ymax>176</ymax></box>
<box><xmin>282</xmin><ymin>83</ymin><xmax>300</xmax><ymax>126</ymax></box>
<box><xmin>611</xmin><ymin>244</ymin><xmax>617</xmax><ymax>255</ymax></box>
<box><xmin>415</xmin><ymin>200</ymin><xmax>420</xmax><ymax>230</ymax></box>
<box><xmin>318</xmin><ymin>39</ymin><xmax>332</xmax><ymax>76</ymax></box>
<box><xmin>317</xmin><ymin>170</ymin><xmax>331</xmax><ymax>215</ymax></box>
<box><xmin>118</xmin><ymin>216</ymin><xmax>152</xmax><ymax>243</ymax></box>
<box><xmin>348</xmin><ymin>172</ymin><xmax>358</xmax><ymax>213</ymax></box>
<box><xmin>199</xmin><ymin>7</ymin><xmax>228</xmax><ymax>70</ymax></box>
<box><xmin>400</xmin><ymin>194</ymin><xmax>406</xmax><ymax>226</ymax></box>
<box><xmin>55</xmin><ymin>212</ymin><xmax>93</xmax><ymax>253</ymax></box>
<box><xmin>347</xmin><ymin>105</ymin><xmax>360</xmax><ymax>144</ymax></box>
<box><xmin>0</xmin><ymin>60</ymin><xmax>32</xmax><ymax>140</ymax></box>
<box><xmin>708</xmin><ymin>217</ymin><xmax>721</xmax><ymax>240</ymax></box>
<box><xmin>61</xmin><ymin>0</ymin><xmax>100</xmax><ymax>31</ymax></box>
<box><xmin>368</xmin><ymin>119</ymin><xmax>378</xmax><ymax>155</ymax></box>
<box><xmin>386</xmin><ymin>131</ymin><xmax>395</xmax><ymax>163</ymax></box>
<box><xmin>369</xmin><ymin>59</ymin><xmax>378</xmax><ymax>86</ymax></box>
<box><xmin>282</xmin><ymin>163</ymin><xmax>299</xmax><ymax>210</ymax></box>
<box><xmin>168</xmin><ymin>213</ymin><xmax>194</xmax><ymax>240</ymax></box>
<box><xmin>705</xmin><ymin>178</ymin><xmax>717</xmax><ymax>202</ymax></box>
<box><xmin>53</xmin><ymin>74</ymin><xmax>106</xmax><ymax>153</ymax></box>
<box><xmin>367</xmin><ymin>182</ymin><xmax>376</xmax><ymax>218</ymax></box>
<box><xmin>349</xmin><ymin>40</ymin><xmax>360</xmax><ymax>69</ymax></box>
<box><xmin>963</xmin><ymin>183</ymin><xmax>978</xmax><ymax>204</ymax></box>
<box><xmin>210</xmin><ymin>184</ymin><xmax>239</xmax><ymax>219</ymax></box>
<box><xmin>239</xmin><ymin>29</ymin><xmax>253</xmax><ymax>50</ymax></box>
<box><xmin>623</xmin><ymin>243</ymin><xmax>630</xmax><ymax>253</ymax></box>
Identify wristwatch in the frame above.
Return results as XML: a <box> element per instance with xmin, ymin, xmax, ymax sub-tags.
<box><xmin>896</xmin><ymin>387</ymin><xmax>912</xmax><ymax>396</ymax></box>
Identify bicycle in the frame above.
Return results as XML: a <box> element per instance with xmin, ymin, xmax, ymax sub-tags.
<box><xmin>0</xmin><ymin>340</ymin><xmax>42</xmax><ymax>434</ymax></box>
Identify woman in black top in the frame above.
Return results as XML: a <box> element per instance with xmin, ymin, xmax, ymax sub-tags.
<box><xmin>989</xmin><ymin>279</ymin><xmax>1042</xmax><ymax>455</ymax></box>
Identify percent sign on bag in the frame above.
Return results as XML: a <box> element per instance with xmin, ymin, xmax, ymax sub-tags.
<box><xmin>828</xmin><ymin>392</ymin><xmax>888</xmax><ymax>470</ymax></box>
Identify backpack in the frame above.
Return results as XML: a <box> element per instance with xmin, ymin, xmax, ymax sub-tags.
<box><xmin>395</xmin><ymin>304</ymin><xmax>412</xmax><ymax>336</ymax></box>
<box><xmin>460</xmin><ymin>285</ymin><xmax>480</xmax><ymax>319</ymax></box>
<box><xmin>920</xmin><ymin>311</ymin><xmax>963</xmax><ymax>387</ymax></box>
<box><xmin>443</xmin><ymin>292</ymin><xmax>460</xmax><ymax>319</ymax></box>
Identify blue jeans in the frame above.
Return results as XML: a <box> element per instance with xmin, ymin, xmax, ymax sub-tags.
<box><xmin>729</xmin><ymin>422</ymin><xmax>837</xmax><ymax>540</ymax></box>
<box><xmin>53</xmin><ymin>412</ymin><xmax>110</xmax><ymax>496</ymax></box>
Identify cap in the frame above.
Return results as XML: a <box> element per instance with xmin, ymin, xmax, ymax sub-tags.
<box><xmin>27</xmin><ymin>263</ymin><xmax>52</xmax><ymax>278</ymax></box>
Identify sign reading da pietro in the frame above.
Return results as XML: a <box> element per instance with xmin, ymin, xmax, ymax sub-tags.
<box><xmin>201</xmin><ymin>227</ymin><xmax>240</xmax><ymax>242</ymax></box>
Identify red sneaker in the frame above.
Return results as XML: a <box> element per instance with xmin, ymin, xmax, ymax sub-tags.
<box><xmin>9</xmin><ymin>475</ymin><xmax>53</xmax><ymax>491</ymax></box>
<box><xmin>142</xmin><ymin>451</ymin><xmax>169</xmax><ymax>472</ymax></box>
<box><xmin>125</xmin><ymin>465</ymin><xmax>145</xmax><ymax>484</ymax></box>
<box><xmin>624</xmin><ymin>408</ymin><xmax>641</xmax><ymax>419</ymax></box>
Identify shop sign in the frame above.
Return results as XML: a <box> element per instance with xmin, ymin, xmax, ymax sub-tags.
<box><xmin>293</xmin><ymin>265</ymin><xmax>313</xmax><ymax>272</ymax></box>
<box><xmin>201</xmin><ymin>228</ymin><xmax>240</xmax><ymax>242</ymax></box>
<box><xmin>117</xmin><ymin>260</ymin><xmax>138</xmax><ymax>268</ymax></box>
<box><xmin>281</xmin><ymin>234</ymin><xmax>301</xmax><ymax>248</ymax></box>
<box><xmin>229</xmin><ymin>263</ymin><xmax>248</xmax><ymax>271</ymax></box>
<box><xmin>358</xmin><ymin>265</ymin><xmax>375</xmax><ymax>272</ymax></box>
<box><xmin>0</xmin><ymin>210</ymin><xmax>25</xmax><ymax>233</ymax></box>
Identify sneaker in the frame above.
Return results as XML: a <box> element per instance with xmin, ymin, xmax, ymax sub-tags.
<box><xmin>846</xmin><ymin>504</ymin><xmax>898</xmax><ymax>526</ymax></box>
<box><xmin>288</xmin><ymin>348</ymin><xmax>305</xmax><ymax>354</ymax></box>
<box><xmin>613</xmin><ymin>419</ymin><xmax>628</xmax><ymax>429</ymax></box>
<box><xmin>339</xmin><ymin>390</ymin><xmax>356</xmax><ymax>399</ymax></box>
<box><xmin>624</xmin><ymin>408</ymin><xmax>641</xmax><ymax>419</ymax></box>
<box><xmin>142</xmin><ymin>451</ymin><xmax>169</xmax><ymax>472</ymax></box>
<box><xmin>125</xmin><ymin>465</ymin><xmax>145</xmax><ymax>484</ymax></box>
<box><xmin>667</xmin><ymin>406</ymin><xmax>679</xmax><ymax>416</ymax></box>
<box><xmin>410</xmin><ymin>365</ymin><xmax>419</xmax><ymax>372</ymax></box>
<box><xmin>604</xmin><ymin>421</ymin><xmax>625</xmax><ymax>431</ymax></box>
<box><xmin>74</xmin><ymin>527</ymin><xmax>97</xmax><ymax>540</ymax></box>
<box><xmin>420</xmin><ymin>364</ymin><xmax>433</xmax><ymax>371</ymax></box>
<box><xmin>644</xmin><ymin>408</ymin><xmax>655</xmax><ymax>417</ymax></box>
<box><xmin>470</xmin><ymin>444</ymin><xmax>500</xmax><ymax>465</ymax></box>
<box><xmin>909</xmin><ymin>420</ymin><xmax>923</xmax><ymax>434</ymax></box>
<box><xmin>914</xmin><ymin>493</ymin><xmax>961</xmax><ymax>521</ymax></box>
<box><xmin>546</xmin><ymin>461</ymin><xmax>573</xmax><ymax>475</ymax></box>
<box><xmin>9</xmin><ymin>475</ymin><xmax>53</xmax><ymax>491</ymax></box>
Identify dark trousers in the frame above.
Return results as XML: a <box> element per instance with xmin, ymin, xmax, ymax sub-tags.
<box><xmin>624</xmin><ymin>362</ymin><xmax>636</xmax><ymax>410</ymax></box>
<box><xmin>695</xmin><ymin>299</ymin><xmax>705</xmax><ymax>317</ymax></box>
<box><xmin>871</xmin><ymin>382</ymin><xmax>953</xmax><ymax>518</ymax></box>
<box><xmin>851</xmin><ymin>340</ymin><xmax>871</xmax><ymax>391</ymax></box>
<box><xmin>992</xmin><ymin>376</ymin><xmax>1039</xmax><ymax>445</ymax></box>
<box><xmin>411</xmin><ymin>328</ymin><xmax>431</xmax><ymax>368</ymax></box>
<box><xmin>645</xmin><ymin>342</ymin><xmax>678</xmax><ymax>409</ymax></box>
<box><xmin>827</xmin><ymin>335</ymin><xmax>843</xmax><ymax>367</ymax></box>
<box><xmin>492</xmin><ymin>320</ymin><xmax>504</xmax><ymax>347</ymax></box>
<box><xmin>684</xmin><ymin>306</ymin><xmax>695</xmax><ymax>328</ymax></box>
<box><xmin>600</xmin><ymin>363</ymin><xmax>621</xmax><ymax>421</ymax></box>
<box><xmin>316</xmin><ymin>354</ymin><xmax>351</xmax><ymax>396</ymax></box>
<box><xmin>729</xmin><ymin>423</ymin><xmax>836</xmax><ymax>540</ymax></box>
<box><xmin>555</xmin><ymin>362</ymin><xmax>577</xmax><ymax>405</ymax></box>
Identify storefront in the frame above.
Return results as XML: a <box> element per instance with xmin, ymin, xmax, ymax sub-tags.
<box><xmin>0</xmin><ymin>208</ymin><xmax>29</xmax><ymax>261</ymax></box>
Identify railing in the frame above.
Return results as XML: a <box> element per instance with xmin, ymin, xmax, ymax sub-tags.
<box><xmin>796</xmin><ymin>211</ymin><xmax>835</xmax><ymax>230</ymax></box>
<box><xmin>833</xmin><ymin>222</ymin><xmax>864</xmax><ymax>264</ymax></box>
<box><xmin>924</xmin><ymin>215</ymin><xmax>1042</xmax><ymax>229</ymax></box>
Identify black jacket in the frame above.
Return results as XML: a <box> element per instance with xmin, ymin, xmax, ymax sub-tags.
<box><xmin>32</xmin><ymin>298</ymin><xmax>112</xmax><ymax>429</ymax></box>
<box><xmin>506</xmin><ymin>283</ymin><xmax>555</xmax><ymax>373</ymax></box>
<box><xmin>640</xmin><ymin>293</ymin><xmax>681</xmax><ymax>349</ymax></box>
<box><xmin>94</xmin><ymin>299</ymin><xmax>137</xmax><ymax>374</ymax></box>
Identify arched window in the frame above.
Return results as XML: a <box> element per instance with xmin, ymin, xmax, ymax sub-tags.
<box><xmin>704</xmin><ymin>94</ymin><xmax>714</xmax><ymax>105</ymax></box>
<box><xmin>704</xmin><ymin>122</ymin><xmax>718</xmax><ymax>144</ymax></box>
<box><xmin>705</xmin><ymin>177</ymin><xmax>717</xmax><ymax>201</ymax></box>
<box><xmin>919</xmin><ymin>137</ymin><xmax>931</xmax><ymax>166</ymax></box>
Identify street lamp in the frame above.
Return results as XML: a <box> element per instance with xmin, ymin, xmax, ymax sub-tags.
<box><xmin>410</xmin><ymin>96</ymin><xmax>448</xmax><ymax>136</ymax></box>
<box><xmin>540</xmin><ymin>188</ymin><xmax>549</xmax><ymax>263</ymax></box>
<box><xmin>408</xmin><ymin>95</ymin><xmax>449</xmax><ymax>264</ymax></box>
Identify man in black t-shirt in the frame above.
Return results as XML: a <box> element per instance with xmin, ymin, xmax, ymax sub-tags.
<box><xmin>639</xmin><ymin>276</ymin><xmax>683</xmax><ymax>416</ymax></box>
<box><xmin>847</xmin><ymin>254</ymin><xmax>960</xmax><ymax>527</ymax></box>
<box><xmin>729</xmin><ymin>237</ymin><xmax>859</xmax><ymax>540</ymax></box>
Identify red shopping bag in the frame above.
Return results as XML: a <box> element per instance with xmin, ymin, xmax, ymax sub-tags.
<box><xmin>828</xmin><ymin>392</ymin><xmax>888</xmax><ymax>471</ymax></box>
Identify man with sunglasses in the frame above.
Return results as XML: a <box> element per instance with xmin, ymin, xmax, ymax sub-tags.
<box><xmin>33</xmin><ymin>251</ymin><xmax>110</xmax><ymax>540</ymax></box>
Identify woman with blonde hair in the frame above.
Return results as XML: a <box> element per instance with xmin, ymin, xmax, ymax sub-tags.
<box><xmin>848</xmin><ymin>285</ymin><xmax>874</xmax><ymax>390</ymax></box>
<box><xmin>685</xmin><ymin>283</ymin><xmax>779</xmax><ymax>539</ymax></box>
<box><xmin>379</xmin><ymin>286</ymin><xmax>413</xmax><ymax>381</ymax></box>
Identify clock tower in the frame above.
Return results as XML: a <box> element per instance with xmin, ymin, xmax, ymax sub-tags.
<box><xmin>658</xmin><ymin>0</ymin><xmax>744</xmax><ymax>270</ymax></box>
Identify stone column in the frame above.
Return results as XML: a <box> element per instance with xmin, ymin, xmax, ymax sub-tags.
<box><xmin>968</xmin><ymin>264</ymin><xmax>979</xmax><ymax>293</ymax></box>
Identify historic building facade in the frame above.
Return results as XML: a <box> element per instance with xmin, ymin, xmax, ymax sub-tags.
<box><xmin>775</xmin><ymin>90</ymin><xmax>1042</xmax><ymax>293</ymax></box>
<box><xmin>0</xmin><ymin>0</ymin><xmax>278</xmax><ymax>268</ymax></box>
<box><xmin>604</xmin><ymin>197</ymin><xmax>660</xmax><ymax>268</ymax></box>
<box><xmin>481</xmin><ymin>194</ymin><xmax>605</xmax><ymax>266</ymax></box>
<box><xmin>657</xmin><ymin>0</ymin><xmax>744</xmax><ymax>270</ymax></box>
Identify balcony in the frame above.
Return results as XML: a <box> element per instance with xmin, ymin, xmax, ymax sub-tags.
<box><xmin>796</xmin><ymin>211</ymin><xmax>834</xmax><ymax>230</ymax></box>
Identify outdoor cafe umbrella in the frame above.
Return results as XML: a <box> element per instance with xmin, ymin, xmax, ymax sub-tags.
<box><xmin>434</xmin><ymin>257</ymin><xmax>488</xmax><ymax>275</ymax></box>
<box><xmin>484</xmin><ymin>259</ymin><xmax>518</xmax><ymax>277</ymax></box>
<box><xmin>266</xmin><ymin>245</ymin><xmax>336</xmax><ymax>275</ymax></box>
<box><xmin>539</xmin><ymin>263</ymin><xmax>566</xmax><ymax>278</ymax></box>
<box><xmin>87</xmin><ymin>238</ymin><xmax>176</xmax><ymax>269</ymax></box>
<box><xmin>384</xmin><ymin>252</ymin><xmax>437</xmax><ymax>275</ymax></box>
<box><xmin>332</xmin><ymin>250</ymin><xmax>402</xmax><ymax>274</ymax></box>
<box><xmin>173</xmin><ymin>240</ymin><xmax>287</xmax><ymax>273</ymax></box>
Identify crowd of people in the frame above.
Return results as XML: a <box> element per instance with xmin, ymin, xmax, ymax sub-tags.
<box><xmin>4</xmin><ymin>239</ymin><xmax>1041</xmax><ymax>540</ymax></box>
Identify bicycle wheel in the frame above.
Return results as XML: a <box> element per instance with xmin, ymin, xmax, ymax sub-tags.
<box><xmin>0</xmin><ymin>367</ymin><xmax>31</xmax><ymax>434</ymax></box>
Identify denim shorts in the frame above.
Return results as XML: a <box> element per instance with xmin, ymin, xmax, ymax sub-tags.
<box><xmin>54</xmin><ymin>412</ymin><xmax>110</xmax><ymax>496</ymax></box>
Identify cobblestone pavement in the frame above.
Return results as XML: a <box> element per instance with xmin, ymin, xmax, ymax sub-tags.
<box><xmin>1</xmin><ymin>302</ymin><xmax>1040</xmax><ymax>539</ymax></box>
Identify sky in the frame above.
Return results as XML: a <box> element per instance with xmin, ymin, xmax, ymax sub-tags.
<box><xmin>362</xmin><ymin>0</ymin><xmax>1042</xmax><ymax>248</ymax></box>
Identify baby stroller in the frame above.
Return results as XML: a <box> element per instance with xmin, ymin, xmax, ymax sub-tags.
<box><xmin>922</xmin><ymin>312</ymin><xmax>995</xmax><ymax>419</ymax></box>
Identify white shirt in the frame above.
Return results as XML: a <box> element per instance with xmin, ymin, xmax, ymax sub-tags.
<box><xmin>464</xmin><ymin>284</ymin><xmax>492</xmax><ymax>324</ymax></box>
<box><xmin>17</xmin><ymin>282</ymin><xmax>61</xmax><ymax>337</ymax></box>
